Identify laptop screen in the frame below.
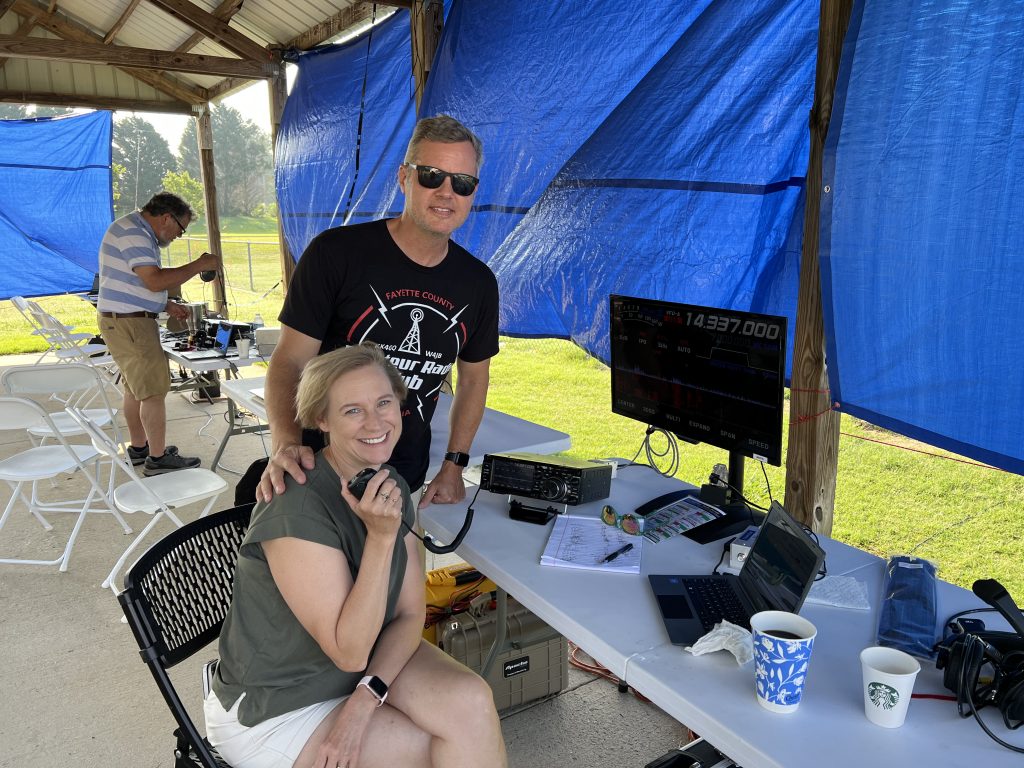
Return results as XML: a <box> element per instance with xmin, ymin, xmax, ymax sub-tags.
<box><xmin>739</xmin><ymin>502</ymin><xmax>825</xmax><ymax>615</ymax></box>
<box><xmin>214</xmin><ymin>324</ymin><xmax>232</xmax><ymax>353</ymax></box>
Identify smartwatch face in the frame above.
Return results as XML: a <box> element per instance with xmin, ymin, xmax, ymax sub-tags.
<box><xmin>446</xmin><ymin>451</ymin><xmax>470</xmax><ymax>467</ymax></box>
<box><xmin>366</xmin><ymin>676</ymin><xmax>387</xmax><ymax>698</ymax></box>
<box><xmin>361</xmin><ymin>675</ymin><xmax>388</xmax><ymax>703</ymax></box>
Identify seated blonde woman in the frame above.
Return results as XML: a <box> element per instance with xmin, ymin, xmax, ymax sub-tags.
<box><xmin>204</xmin><ymin>343</ymin><xmax>506</xmax><ymax>768</ymax></box>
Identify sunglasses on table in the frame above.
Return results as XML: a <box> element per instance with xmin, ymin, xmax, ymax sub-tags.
<box><xmin>405</xmin><ymin>163</ymin><xmax>479</xmax><ymax>197</ymax></box>
<box><xmin>601</xmin><ymin>504</ymin><xmax>642</xmax><ymax>536</ymax></box>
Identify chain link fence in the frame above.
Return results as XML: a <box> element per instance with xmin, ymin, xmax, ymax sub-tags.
<box><xmin>162</xmin><ymin>236</ymin><xmax>286</xmax><ymax>323</ymax></box>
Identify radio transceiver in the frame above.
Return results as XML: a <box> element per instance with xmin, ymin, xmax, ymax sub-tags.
<box><xmin>480</xmin><ymin>453</ymin><xmax>612</xmax><ymax>505</ymax></box>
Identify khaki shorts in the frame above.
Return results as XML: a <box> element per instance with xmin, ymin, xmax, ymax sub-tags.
<box><xmin>97</xmin><ymin>314</ymin><xmax>170</xmax><ymax>400</ymax></box>
<box><xmin>204</xmin><ymin>690</ymin><xmax>347</xmax><ymax>768</ymax></box>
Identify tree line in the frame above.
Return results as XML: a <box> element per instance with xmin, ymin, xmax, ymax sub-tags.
<box><xmin>113</xmin><ymin>105</ymin><xmax>275</xmax><ymax>220</ymax></box>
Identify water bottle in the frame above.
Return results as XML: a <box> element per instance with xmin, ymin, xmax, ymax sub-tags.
<box><xmin>251</xmin><ymin>313</ymin><xmax>264</xmax><ymax>342</ymax></box>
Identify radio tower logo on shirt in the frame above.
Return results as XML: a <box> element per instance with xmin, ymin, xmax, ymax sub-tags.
<box><xmin>399</xmin><ymin>308</ymin><xmax>424</xmax><ymax>354</ymax></box>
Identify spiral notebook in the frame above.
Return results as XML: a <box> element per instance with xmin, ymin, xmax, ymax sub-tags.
<box><xmin>540</xmin><ymin>515</ymin><xmax>643</xmax><ymax>574</ymax></box>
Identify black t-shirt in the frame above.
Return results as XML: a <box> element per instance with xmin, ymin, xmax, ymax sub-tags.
<box><xmin>280</xmin><ymin>219</ymin><xmax>500</xmax><ymax>489</ymax></box>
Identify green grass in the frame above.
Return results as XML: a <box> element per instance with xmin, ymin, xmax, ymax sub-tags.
<box><xmin>187</xmin><ymin>215</ymin><xmax>281</xmax><ymax>238</ymax></box>
<box><xmin>4</xmin><ymin>240</ymin><xmax>1021</xmax><ymax>598</ymax></box>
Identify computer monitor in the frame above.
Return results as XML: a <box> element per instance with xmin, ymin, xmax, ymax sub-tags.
<box><xmin>609</xmin><ymin>294</ymin><xmax>787</xmax><ymax>503</ymax></box>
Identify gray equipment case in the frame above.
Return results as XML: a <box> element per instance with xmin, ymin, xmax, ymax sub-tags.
<box><xmin>438</xmin><ymin>598</ymin><xmax>568</xmax><ymax>711</ymax></box>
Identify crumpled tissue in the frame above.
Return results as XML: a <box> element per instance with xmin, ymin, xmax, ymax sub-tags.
<box><xmin>685</xmin><ymin>620</ymin><xmax>753</xmax><ymax>666</ymax></box>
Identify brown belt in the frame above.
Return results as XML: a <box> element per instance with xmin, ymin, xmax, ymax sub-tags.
<box><xmin>100</xmin><ymin>310</ymin><xmax>158</xmax><ymax>319</ymax></box>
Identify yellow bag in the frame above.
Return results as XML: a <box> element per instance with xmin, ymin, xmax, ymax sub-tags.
<box><xmin>423</xmin><ymin>564</ymin><xmax>497</xmax><ymax>644</ymax></box>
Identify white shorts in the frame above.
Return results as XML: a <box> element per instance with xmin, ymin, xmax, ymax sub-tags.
<box><xmin>203</xmin><ymin>690</ymin><xmax>347</xmax><ymax>768</ymax></box>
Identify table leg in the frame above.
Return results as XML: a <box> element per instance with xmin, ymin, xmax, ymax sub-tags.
<box><xmin>212</xmin><ymin>396</ymin><xmax>237</xmax><ymax>470</ymax></box>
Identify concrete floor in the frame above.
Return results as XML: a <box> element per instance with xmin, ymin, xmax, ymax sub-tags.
<box><xmin>0</xmin><ymin>354</ymin><xmax>692</xmax><ymax>768</ymax></box>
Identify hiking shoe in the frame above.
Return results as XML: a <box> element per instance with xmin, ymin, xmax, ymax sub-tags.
<box><xmin>126</xmin><ymin>443</ymin><xmax>149</xmax><ymax>466</ymax></box>
<box><xmin>143</xmin><ymin>446</ymin><xmax>201</xmax><ymax>476</ymax></box>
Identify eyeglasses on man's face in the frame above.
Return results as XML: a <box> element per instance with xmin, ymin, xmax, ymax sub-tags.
<box><xmin>168</xmin><ymin>212</ymin><xmax>188</xmax><ymax>236</ymax></box>
<box><xmin>404</xmin><ymin>163</ymin><xmax>479</xmax><ymax>197</ymax></box>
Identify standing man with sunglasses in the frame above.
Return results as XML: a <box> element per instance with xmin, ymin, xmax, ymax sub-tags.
<box><xmin>258</xmin><ymin>115</ymin><xmax>499</xmax><ymax>508</ymax></box>
<box><xmin>97</xmin><ymin>192</ymin><xmax>220</xmax><ymax>474</ymax></box>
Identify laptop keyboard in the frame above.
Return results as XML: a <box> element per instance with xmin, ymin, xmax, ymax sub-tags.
<box><xmin>686</xmin><ymin>578</ymin><xmax>748</xmax><ymax>631</ymax></box>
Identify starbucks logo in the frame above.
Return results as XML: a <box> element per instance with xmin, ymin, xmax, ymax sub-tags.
<box><xmin>868</xmin><ymin>682</ymin><xmax>900</xmax><ymax>710</ymax></box>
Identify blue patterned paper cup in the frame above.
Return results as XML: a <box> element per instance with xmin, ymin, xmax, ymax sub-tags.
<box><xmin>750</xmin><ymin>610</ymin><xmax>817</xmax><ymax>713</ymax></box>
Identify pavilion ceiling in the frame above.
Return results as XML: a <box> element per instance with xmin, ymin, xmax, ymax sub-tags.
<box><xmin>0</xmin><ymin>0</ymin><xmax>405</xmax><ymax>114</ymax></box>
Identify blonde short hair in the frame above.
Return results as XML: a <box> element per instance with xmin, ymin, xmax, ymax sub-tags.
<box><xmin>404</xmin><ymin>114</ymin><xmax>483</xmax><ymax>170</ymax></box>
<box><xmin>295</xmin><ymin>343</ymin><xmax>408</xmax><ymax>429</ymax></box>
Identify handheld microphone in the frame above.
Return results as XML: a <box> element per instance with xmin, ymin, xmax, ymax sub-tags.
<box><xmin>973</xmin><ymin>579</ymin><xmax>1024</xmax><ymax>637</ymax></box>
<box><xmin>349</xmin><ymin>467</ymin><xmax>476</xmax><ymax>555</ymax></box>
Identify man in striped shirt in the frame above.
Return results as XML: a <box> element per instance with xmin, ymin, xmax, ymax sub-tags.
<box><xmin>97</xmin><ymin>192</ymin><xmax>219</xmax><ymax>475</ymax></box>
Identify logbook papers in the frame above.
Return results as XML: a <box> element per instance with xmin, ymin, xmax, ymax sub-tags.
<box><xmin>540</xmin><ymin>514</ymin><xmax>642</xmax><ymax>574</ymax></box>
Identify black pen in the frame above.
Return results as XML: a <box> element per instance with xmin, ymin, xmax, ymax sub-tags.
<box><xmin>601</xmin><ymin>542</ymin><xmax>634</xmax><ymax>563</ymax></box>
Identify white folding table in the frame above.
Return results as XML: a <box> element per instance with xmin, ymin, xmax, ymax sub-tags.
<box><xmin>420</xmin><ymin>465</ymin><xmax>1022</xmax><ymax>767</ymax></box>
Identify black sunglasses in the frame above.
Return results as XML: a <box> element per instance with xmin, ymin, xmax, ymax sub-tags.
<box><xmin>405</xmin><ymin>163</ymin><xmax>479</xmax><ymax>197</ymax></box>
<box><xmin>169</xmin><ymin>212</ymin><xmax>188</xmax><ymax>235</ymax></box>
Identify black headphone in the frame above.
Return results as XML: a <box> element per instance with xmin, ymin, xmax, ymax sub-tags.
<box><xmin>935</xmin><ymin>579</ymin><xmax>1024</xmax><ymax>751</ymax></box>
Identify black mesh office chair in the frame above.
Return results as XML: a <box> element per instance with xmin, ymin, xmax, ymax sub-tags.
<box><xmin>118</xmin><ymin>503</ymin><xmax>254</xmax><ymax>768</ymax></box>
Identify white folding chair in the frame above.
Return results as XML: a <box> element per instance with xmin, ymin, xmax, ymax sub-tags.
<box><xmin>1</xmin><ymin>363</ymin><xmax>123</xmax><ymax>448</ymax></box>
<box><xmin>66</xmin><ymin>408</ymin><xmax>229</xmax><ymax>593</ymax></box>
<box><xmin>29</xmin><ymin>305</ymin><xmax>111</xmax><ymax>367</ymax></box>
<box><xmin>0</xmin><ymin>397</ymin><xmax>130</xmax><ymax>572</ymax></box>
<box><xmin>12</xmin><ymin>296</ymin><xmax>95</xmax><ymax>364</ymax></box>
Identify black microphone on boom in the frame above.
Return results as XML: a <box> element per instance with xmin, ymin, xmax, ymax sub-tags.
<box><xmin>972</xmin><ymin>578</ymin><xmax>1024</xmax><ymax>637</ymax></box>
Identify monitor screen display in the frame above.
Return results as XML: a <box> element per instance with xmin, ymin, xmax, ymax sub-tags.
<box><xmin>609</xmin><ymin>295</ymin><xmax>787</xmax><ymax>466</ymax></box>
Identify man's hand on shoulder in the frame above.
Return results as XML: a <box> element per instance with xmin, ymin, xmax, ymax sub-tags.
<box><xmin>418</xmin><ymin>460</ymin><xmax>466</xmax><ymax>508</ymax></box>
<box><xmin>256</xmin><ymin>444</ymin><xmax>317</xmax><ymax>502</ymax></box>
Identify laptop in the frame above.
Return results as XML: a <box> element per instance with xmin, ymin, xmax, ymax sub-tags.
<box><xmin>179</xmin><ymin>325</ymin><xmax>234</xmax><ymax>361</ymax></box>
<box><xmin>648</xmin><ymin>501</ymin><xmax>825</xmax><ymax>645</ymax></box>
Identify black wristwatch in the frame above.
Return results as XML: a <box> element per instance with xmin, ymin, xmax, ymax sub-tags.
<box><xmin>444</xmin><ymin>451</ymin><xmax>470</xmax><ymax>467</ymax></box>
<box><xmin>357</xmin><ymin>675</ymin><xmax>388</xmax><ymax>707</ymax></box>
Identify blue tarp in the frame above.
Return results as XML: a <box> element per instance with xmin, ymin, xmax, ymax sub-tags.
<box><xmin>821</xmin><ymin>0</ymin><xmax>1024</xmax><ymax>474</ymax></box>
<box><xmin>0</xmin><ymin>111</ymin><xmax>113</xmax><ymax>300</ymax></box>
<box><xmin>276</xmin><ymin>0</ymin><xmax>819</xmax><ymax>368</ymax></box>
<box><xmin>275</xmin><ymin>0</ymin><xmax>1024</xmax><ymax>475</ymax></box>
<box><xmin>275</xmin><ymin>9</ymin><xmax>415</xmax><ymax>251</ymax></box>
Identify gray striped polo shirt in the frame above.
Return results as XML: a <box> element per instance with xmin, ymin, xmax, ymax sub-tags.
<box><xmin>97</xmin><ymin>211</ymin><xmax>167</xmax><ymax>314</ymax></box>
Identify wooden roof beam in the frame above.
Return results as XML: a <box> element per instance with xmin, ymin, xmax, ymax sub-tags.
<box><xmin>0</xmin><ymin>87</ymin><xmax>194</xmax><ymax>113</ymax></box>
<box><xmin>176</xmin><ymin>0</ymin><xmax>243</xmax><ymax>53</ymax></box>
<box><xmin>286</xmin><ymin>3</ymin><xmax>376</xmax><ymax>51</ymax></box>
<box><xmin>11</xmin><ymin>0</ymin><xmax>208</xmax><ymax>103</ymax></box>
<box><xmin>102</xmin><ymin>0</ymin><xmax>141</xmax><ymax>45</ymax></box>
<box><xmin>0</xmin><ymin>34</ymin><xmax>275</xmax><ymax>77</ymax></box>
<box><xmin>145</xmin><ymin>0</ymin><xmax>269</xmax><ymax>61</ymax></box>
<box><xmin>0</xmin><ymin>0</ymin><xmax>18</xmax><ymax>21</ymax></box>
<box><xmin>0</xmin><ymin>9</ymin><xmax>40</xmax><ymax>69</ymax></box>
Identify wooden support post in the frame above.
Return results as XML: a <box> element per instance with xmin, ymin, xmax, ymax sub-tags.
<box><xmin>195</xmin><ymin>104</ymin><xmax>227</xmax><ymax>316</ymax></box>
<box><xmin>409</xmin><ymin>0</ymin><xmax>442</xmax><ymax>111</ymax></box>
<box><xmin>783</xmin><ymin>0</ymin><xmax>855</xmax><ymax>534</ymax></box>
<box><xmin>267</xmin><ymin>63</ymin><xmax>295</xmax><ymax>293</ymax></box>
